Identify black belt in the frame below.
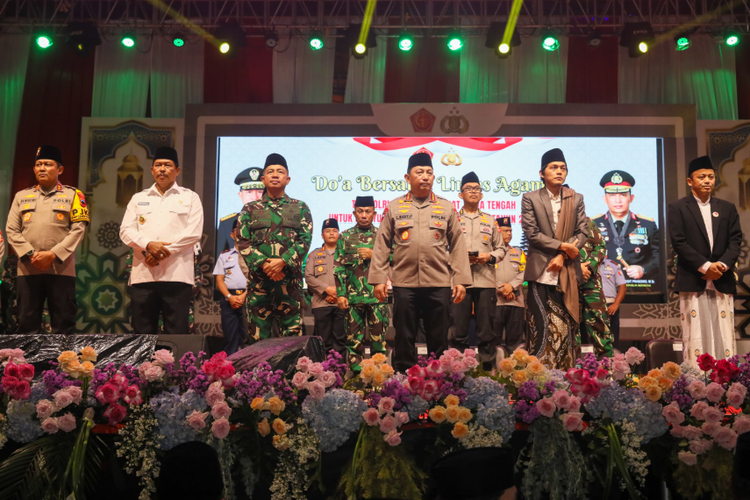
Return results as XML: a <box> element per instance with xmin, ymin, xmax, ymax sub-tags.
<box><xmin>227</xmin><ymin>289</ymin><xmax>246</xmax><ymax>295</ymax></box>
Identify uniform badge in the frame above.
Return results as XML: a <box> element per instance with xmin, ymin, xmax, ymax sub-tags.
<box><xmin>138</xmin><ymin>215</ymin><xmax>146</xmax><ymax>225</ymax></box>
<box><xmin>402</xmin><ymin>230</ymin><xmax>410</xmax><ymax>240</ymax></box>
<box><xmin>483</xmin><ymin>235</ymin><xmax>489</xmax><ymax>242</ymax></box>
<box><xmin>399</xmin><ymin>209</ymin><xmax>410</xmax><ymax>213</ymax></box>
<box><xmin>317</xmin><ymin>266</ymin><xmax>324</xmax><ymax>272</ymax></box>
<box><xmin>434</xmin><ymin>232</ymin><xmax>440</xmax><ymax>240</ymax></box>
<box><xmin>178</xmin><ymin>200</ymin><xmax>183</xmax><ymax>204</ymax></box>
<box><xmin>226</xmin><ymin>269</ymin><xmax>232</xmax><ymax>275</ymax></box>
<box><xmin>316</xmin><ymin>259</ymin><xmax>324</xmax><ymax>264</ymax></box>
<box><xmin>56</xmin><ymin>213</ymin><xmax>65</xmax><ymax>221</ymax></box>
<box><xmin>712</xmin><ymin>212</ymin><xmax>719</xmax><ymax>218</ymax></box>
<box><xmin>23</xmin><ymin>204</ymin><xmax>30</xmax><ymax>209</ymax></box>
<box><xmin>634</xmin><ymin>247</ymin><xmax>641</xmax><ymax>253</ymax></box>
<box><xmin>432</xmin><ymin>210</ymin><xmax>445</xmax><ymax>214</ymax></box>
<box><xmin>23</xmin><ymin>213</ymin><xmax>31</xmax><ymax>222</ymax></box>
<box><xmin>317</xmin><ymin>252</ymin><xmax>324</xmax><ymax>256</ymax></box>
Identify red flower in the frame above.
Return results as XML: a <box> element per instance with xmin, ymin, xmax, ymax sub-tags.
<box><xmin>710</xmin><ymin>359</ymin><xmax>740</xmax><ymax>384</ymax></box>
<box><xmin>103</xmin><ymin>403</ymin><xmax>127</xmax><ymax>425</ymax></box>
<box><xmin>11</xmin><ymin>380</ymin><xmax>31</xmax><ymax>400</ymax></box>
<box><xmin>216</xmin><ymin>363</ymin><xmax>235</xmax><ymax>381</ymax></box>
<box><xmin>4</xmin><ymin>363</ymin><xmax>20</xmax><ymax>379</ymax></box>
<box><xmin>18</xmin><ymin>363</ymin><xmax>35</xmax><ymax>382</ymax></box>
<box><xmin>2</xmin><ymin>375</ymin><xmax>19</xmax><ymax>390</ymax></box>
<box><xmin>697</xmin><ymin>353</ymin><xmax>716</xmax><ymax>372</ymax></box>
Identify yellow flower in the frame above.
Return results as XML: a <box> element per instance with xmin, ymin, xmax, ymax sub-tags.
<box><xmin>361</xmin><ymin>364</ymin><xmax>377</xmax><ymax>382</ymax></box>
<box><xmin>371</xmin><ymin>353</ymin><xmax>387</xmax><ymax>365</ymax></box>
<box><xmin>272</xmin><ymin>418</ymin><xmax>288</xmax><ymax>435</ymax></box>
<box><xmin>63</xmin><ymin>359</ymin><xmax>84</xmax><ymax>378</ymax></box>
<box><xmin>272</xmin><ymin>434</ymin><xmax>290</xmax><ymax>451</ymax></box>
<box><xmin>379</xmin><ymin>364</ymin><xmax>395</xmax><ymax>377</ymax></box>
<box><xmin>647</xmin><ymin>369</ymin><xmax>662</xmax><ymax>380</ymax></box>
<box><xmin>511</xmin><ymin>370</ymin><xmax>528</xmax><ymax>386</ymax></box>
<box><xmin>526</xmin><ymin>361</ymin><xmax>546</xmax><ymax>377</ymax></box>
<box><xmin>372</xmin><ymin>370</ymin><xmax>387</xmax><ymax>387</ymax></box>
<box><xmin>258</xmin><ymin>418</ymin><xmax>271</xmax><ymax>437</ymax></box>
<box><xmin>360</xmin><ymin>358</ymin><xmax>375</xmax><ymax>367</ymax></box>
<box><xmin>512</xmin><ymin>349</ymin><xmax>530</xmax><ymax>366</ymax></box>
<box><xmin>80</xmin><ymin>361</ymin><xmax>95</xmax><ymax>378</ymax></box>
<box><xmin>58</xmin><ymin>351</ymin><xmax>77</xmax><ymax>366</ymax></box>
<box><xmin>444</xmin><ymin>394</ymin><xmax>460</xmax><ymax>407</ymax></box>
<box><xmin>429</xmin><ymin>406</ymin><xmax>447</xmax><ymax>424</ymax></box>
<box><xmin>79</xmin><ymin>346</ymin><xmax>98</xmax><ymax>362</ymax></box>
<box><xmin>251</xmin><ymin>397</ymin><xmax>266</xmax><ymax>411</ymax></box>
<box><xmin>499</xmin><ymin>358</ymin><xmax>517</xmax><ymax>377</ymax></box>
<box><xmin>662</xmin><ymin>362</ymin><xmax>682</xmax><ymax>381</ymax></box>
<box><xmin>658</xmin><ymin>377</ymin><xmax>674</xmax><ymax>391</ymax></box>
<box><xmin>445</xmin><ymin>405</ymin><xmax>461</xmax><ymax>423</ymax></box>
<box><xmin>638</xmin><ymin>376</ymin><xmax>658</xmax><ymax>390</ymax></box>
<box><xmin>451</xmin><ymin>422</ymin><xmax>469</xmax><ymax>440</ymax></box>
<box><xmin>267</xmin><ymin>396</ymin><xmax>285</xmax><ymax>416</ymax></box>
<box><xmin>527</xmin><ymin>355</ymin><xmax>539</xmax><ymax>364</ymax></box>
<box><xmin>457</xmin><ymin>407</ymin><xmax>473</xmax><ymax>424</ymax></box>
<box><xmin>644</xmin><ymin>385</ymin><xmax>663</xmax><ymax>402</ymax></box>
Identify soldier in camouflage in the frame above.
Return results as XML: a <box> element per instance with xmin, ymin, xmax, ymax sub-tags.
<box><xmin>236</xmin><ymin>153</ymin><xmax>313</xmax><ymax>339</ymax></box>
<box><xmin>334</xmin><ymin>196</ymin><xmax>389</xmax><ymax>371</ymax></box>
<box><xmin>579</xmin><ymin>217</ymin><xmax>613</xmax><ymax>357</ymax></box>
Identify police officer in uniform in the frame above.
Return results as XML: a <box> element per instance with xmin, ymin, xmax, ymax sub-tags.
<box><xmin>449</xmin><ymin>172</ymin><xmax>506</xmax><ymax>369</ymax></box>
<box><xmin>6</xmin><ymin>145</ymin><xmax>90</xmax><ymax>334</ymax></box>
<box><xmin>600</xmin><ymin>257</ymin><xmax>627</xmax><ymax>350</ymax></box>
<box><xmin>305</xmin><ymin>218</ymin><xmax>346</xmax><ymax>355</ymax></box>
<box><xmin>494</xmin><ymin>217</ymin><xmax>526</xmax><ymax>356</ymax></box>
<box><xmin>370</xmin><ymin>152</ymin><xmax>473</xmax><ymax>373</ymax></box>
<box><xmin>213</xmin><ymin>219</ymin><xmax>248</xmax><ymax>354</ymax></box>
<box><xmin>216</xmin><ymin>167</ymin><xmax>264</xmax><ymax>258</ymax></box>
<box><xmin>592</xmin><ymin>171</ymin><xmax>660</xmax><ymax>283</ymax></box>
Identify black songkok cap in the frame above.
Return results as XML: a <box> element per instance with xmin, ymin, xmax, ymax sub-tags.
<box><xmin>407</xmin><ymin>152</ymin><xmax>433</xmax><ymax>173</ymax></box>
<box><xmin>541</xmin><ymin>148</ymin><xmax>566</xmax><ymax>170</ymax></box>
<box><xmin>264</xmin><ymin>153</ymin><xmax>288</xmax><ymax>172</ymax></box>
<box><xmin>355</xmin><ymin>196</ymin><xmax>375</xmax><ymax>208</ymax></box>
<box><xmin>154</xmin><ymin>146</ymin><xmax>179</xmax><ymax>167</ymax></box>
<box><xmin>688</xmin><ymin>155</ymin><xmax>714</xmax><ymax>176</ymax></box>
<box><xmin>461</xmin><ymin>171</ymin><xmax>481</xmax><ymax>189</ymax></box>
<box><xmin>322</xmin><ymin>218</ymin><xmax>339</xmax><ymax>231</ymax></box>
<box><xmin>35</xmin><ymin>145</ymin><xmax>63</xmax><ymax>165</ymax></box>
<box><xmin>497</xmin><ymin>217</ymin><xmax>511</xmax><ymax>228</ymax></box>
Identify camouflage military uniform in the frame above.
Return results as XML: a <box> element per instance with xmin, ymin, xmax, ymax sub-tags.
<box><xmin>237</xmin><ymin>193</ymin><xmax>312</xmax><ymax>339</ymax></box>
<box><xmin>334</xmin><ymin>224</ymin><xmax>388</xmax><ymax>369</ymax></box>
<box><xmin>579</xmin><ymin>219</ymin><xmax>613</xmax><ymax>357</ymax></box>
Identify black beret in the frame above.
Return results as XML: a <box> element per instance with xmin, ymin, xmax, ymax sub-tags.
<box><xmin>154</xmin><ymin>146</ymin><xmax>179</xmax><ymax>166</ymax></box>
<box><xmin>541</xmin><ymin>148</ymin><xmax>566</xmax><ymax>170</ymax></box>
<box><xmin>355</xmin><ymin>196</ymin><xmax>375</xmax><ymax>208</ymax></box>
<box><xmin>322</xmin><ymin>218</ymin><xmax>339</xmax><ymax>231</ymax></box>
<box><xmin>600</xmin><ymin>170</ymin><xmax>635</xmax><ymax>193</ymax></box>
<box><xmin>407</xmin><ymin>152</ymin><xmax>433</xmax><ymax>172</ymax></box>
<box><xmin>235</xmin><ymin>167</ymin><xmax>264</xmax><ymax>190</ymax></box>
<box><xmin>431</xmin><ymin>447</ymin><xmax>514</xmax><ymax>498</ymax></box>
<box><xmin>461</xmin><ymin>171</ymin><xmax>481</xmax><ymax>189</ymax></box>
<box><xmin>688</xmin><ymin>155</ymin><xmax>714</xmax><ymax>175</ymax></box>
<box><xmin>264</xmin><ymin>153</ymin><xmax>288</xmax><ymax>172</ymax></box>
<box><xmin>497</xmin><ymin>217</ymin><xmax>512</xmax><ymax>228</ymax></box>
<box><xmin>35</xmin><ymin>145</ymin><xmax>63</xmax><ymax>165</ymax></box>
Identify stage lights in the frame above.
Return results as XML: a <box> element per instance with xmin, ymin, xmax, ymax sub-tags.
<box><xmin>172</xmin><ymin>32</ymin><xmax>185</xmax><ymax>47</ymax></box>
<box><xmin>587</xmin><ymin>29</ymin><xmax>602</xmax><ymax>47</ymax></box>
<box><xmin>309</xmin><ymin>29</ymin><xmax>324</xmax><ymax>50</ymax></box>
<box><xmin>725</xmin><ymin>32</ymin><xmax>740</xmax><ymax>46</ymax></box>
<box><xmin>485</xmin><ymin>22</ymin><xmax>521</xmax><ymax>58</ymax></box>
<box><xmin>219</xmin><ymin>42</ymin><xmax>230</xmax><ymax>53</ymax></box>
<box><xmin>121</xmin><ymin>32</ymin><xmax>136</xmax><ymax>48</ymax></box>
<box><xmin>214</xmin><ymin>22</ymin><xmax>247</xmax><ymax>54</ymax></box>
<box><xmin>620</xmin><ymin>22</ymin><xmax>654</xmax><ymax>58</ymax></box>
<box><xmin>36</xmin><ymin>34</ymin><xmax>53</xmax><ymax>49</ymax></box>
<box><xmin>541</xmin><ymin>31</ymin><xmax>559</xmax><ymax>51</ymax></box>
<box><xmin>398</xmin><ymin>32</ymin><xmax>413</xmax><ymax>51</ymax></box>
<box><xmin>264</xmin><ymin>29</ymin><xmax>279</xmax><ymax>49</ymax></box>
<box><xmin>498</xmin><ymin>43</ymin><xmax>510</xmax><ymax>55</ymax></box>
<box><xmin>675</xmin><ymin>34</ymin><xmax>690</xmax><ymax>51</ymax></box>
<box><xmin>65</xmin><ymin>22</ymin><xmax>101</xmax><ymax>56</ymax></box>
<box><xmin>344</xmin><ymin>24</ymin><xmax>377</xmax><ymax>59</ymax></box>
<box><xmin>447</xmin><ymin>32</ymin><xmax>463</xmax><ymax>51</ymax></box>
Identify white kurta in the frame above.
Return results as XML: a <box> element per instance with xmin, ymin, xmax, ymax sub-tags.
<box><xmin>679</xmin><ymin>195</ymin><xmax>736</xmax><ymax>366</ymax></box>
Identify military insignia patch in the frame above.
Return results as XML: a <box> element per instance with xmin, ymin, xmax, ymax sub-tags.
<box><xmin>434</xmin><ymin>232</ymin><xmax>440</xmax><ymax>240</ymax></box>
<box><xmin>317</xmin><ymin>266</ymin><xmax>324</xmax><ymax>272</ymax></box>
<box><xmin>24</xmin><ymin>213</ymin><xmax>31</xmax><ymax>222</ymax></box>
<box><xmin>226</xmin><ymin>269</ymin><xmax>232</xmax><ymax>275</ymax></box>
<box><xmin>56</xmin><ymin>213</ymin><xmax>64</xmax><ymax>220</ymax></box>
<box><xmin>23</xmin><ymin>204</ymin><xmax>30</xmax><ymax>209</ymax></box>
<box><xmin>402</xmin><ymin>230</ymin><xmax>410</xmax><ymax>240</ymax></box>
<box><xmin>138</xmin><ymin>215</ymin><xmax>146</xmax><ymax>225</ymax></box>
<box><xmin>483</xmin><ymin>234</ymin><xmax>489</xmax><ymax>241</ymax></box>
<box><xmin>634</xmin><ymin>247</ymin><xmax>640</xmax><ymax>253</ymax></box>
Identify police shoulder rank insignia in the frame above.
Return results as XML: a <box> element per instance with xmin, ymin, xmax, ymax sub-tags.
<box><xmin>636</xmin><ymin>214</ymin><xmax>654</xmax><ymax>222</ymax></box>
<box><xmin>220</xmin><ymin>213</ymin><xmax>238</xmax><ymax>221</ymax></box>
<box><xmin>138</xmin><ymin>215</ymin><xmax>146</xmax><ymax>225</ymax></box>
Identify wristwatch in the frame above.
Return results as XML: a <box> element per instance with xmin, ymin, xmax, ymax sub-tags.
<box><xmin>225</xmin><ymin>293</ymin><xmax>232</xmax><ymax>300</ymax></box>
<box><xmin>488</xmin><ymin>256</ymin><xmax>497</xmax><ymax>265</ymax></box>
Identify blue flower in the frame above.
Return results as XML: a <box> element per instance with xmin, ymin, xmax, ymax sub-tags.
<box><xmin>150</xmin><ymin>388</ymin><xmax>207</xmax><ymax>450</ymax></box>
<box><xmin>6</xmin><ymin>385</ymin><xmax>47</xmax><ymax>443</ymax></box>
<box><xmin>476</xmin><ymin>395</ymin><xmax>515</xmax><ymax>443</ymax></box>
<box><xmin>464</xmin><ymin>377</ymin><xmax>509</xmax><ymax>409</ymax></box>
<box><xmin>402</xmin><ymin>394</ymin><xmax>429</xmax><ymax>422</ymax></box>
<box><xmin>302</xmin><ymin>389</ymin><xmax>366</xmax><ymax>453</ymax></box>
<box><xmin>585</xmin><ymin>385</ymin><xmax>667</xmax><ymax>443</ymax></box>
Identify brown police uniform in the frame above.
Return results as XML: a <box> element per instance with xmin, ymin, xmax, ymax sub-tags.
<box><xmin>305</xmin><ymin>246</ymin><xmax>346</xmax><ymax>354</ymax></box>
<box><xmin>494</xmin><ymin>246</ymin><xmax>526</xmax><ymax>351</ymax></box>
<box><xmin>370</xmin><ymin>191</ymin><xmax>472</xmax><ymax>372</ymax></box>
<box><xmin>6</xmin><ymin>182</ymin><xmax>89</xmax><ymax>334</ymax></box>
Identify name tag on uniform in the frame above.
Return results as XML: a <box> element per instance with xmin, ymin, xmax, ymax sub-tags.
<box><xmin>138</xmin><ymin>202</ymin><xmax>150</xmax><ymax>206</ymax></box>
<box><xmin>365</xmin><ymin>347</ymin><xmax>371</xmax><ymax>356</ymax></box>
<box><xmin>416</xmin><ymin>344</ymin><xmax>428</xmax><ymax>356</ymax></box>
<box><xmin>581</xmin><ymin>345</ymin><xmax>595</xmax><ymax>354</ymax></box>
<box><xmin>673</xmin><ymin>342</ymin><xmax>683</xmax><ymax>351</ymax></box>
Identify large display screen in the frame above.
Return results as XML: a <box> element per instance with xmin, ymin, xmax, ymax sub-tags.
<box><xmin>216</xmin><ymin>136</ymin><xmax>665</xmax><ymax>296</ymax></box>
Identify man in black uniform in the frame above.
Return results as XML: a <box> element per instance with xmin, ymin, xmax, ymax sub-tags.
<box><xmin>216</xmin><ymin>167</ymin><xmax>264</xmax><ymax>258</ymax></box>
<box><xmin>592</xmin><ymin>170</ymin><xmax>659</xmax><ymax>285</ymax></box>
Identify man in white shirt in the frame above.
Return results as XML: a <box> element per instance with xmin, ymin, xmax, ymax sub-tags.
<box><xmin>120</xmin><ymin>147</ymin><xmax>204</xmax><ymax>335</ymax></box>
<box><xmin>668</xmin><ymin>156</ymin><xmax>742</xmax><ymax>366</ymax></box>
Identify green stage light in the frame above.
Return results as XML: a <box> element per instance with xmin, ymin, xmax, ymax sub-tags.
<box><xmin>310</xmin><ymin>30</ymin><xmax>324</xmax><ymax>50</ymax></box>
<box><xmin>398</xmin><ymin>32</ymin><xmax>413</xmax><ymax>51</ymax></box>
<box><xmin>447</xmin><ymin>33</ymin><xmax>463</xmax><ymax>51</ymax></box>
<box><xmin>173</xmin><ymin>33</ymin><xmax>185</xmax><ymax>47</ymax></box>
<box><xmin>36</xmin><ymin>35</ymin><xmax>53</xmax><ymax>48</ymax></box>
<box><xmin>675</xmin><ymin>35</ymin><xmax>690</xmax><ymax>51</ymax></box>
<box><xmin>219</xmin><ymin>42</ymin><xmax>230</xmax><ymax>53</ymax></box>
<box><xmin>121</xmin><ymin>32</ymin><xmax>136</xmax><ymax>48</ymax></box>
<box><xmin>541</xmin><ymin>33</ymin><xmax>559</xmax><ymax>51</ymax></box>
<box><xmin>726</xmin><ymin>32</ymin><xmax>739</xmax><ymax>46</ymax></box>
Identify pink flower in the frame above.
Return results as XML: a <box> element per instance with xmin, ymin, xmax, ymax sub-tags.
<box><xmin>308</xmin><ymin>363</ymin><xmax>324</xmax><ymax>376</ymax></box>
<box><xmin>662</xmin><ymin>402</ymin><xmax>685</xmax><ymax>425</ymax></box>
<box><xmin>111</xmin><ymin>374</ymin><xmax>128</xmax><ymax>390</ymax></box>
<box><xmin>406</xmin><ymin>377</ymin><xmax>424</xmax><ymax>394</ymax></box>
<box><xmin>425</xmin><ymin>360</ymin><xmax>443</xmax><ymax>376</ymax></box>
<box><xmin>395</xmin><ymin>412</ymin><xmax>409</xmax><ymax>425</ymax></box>
<box><xmin>384</xmin><ymin>430</ymin><xmax>402</xmax><ymax>446</ymax></box>
<box><xmin>124</xmin><ymin>385</ymin><xmax>143</xmax><ymax>405</ymax></box>
<box><xmin>612</xmin><ymin>360</ymin><xmax>631</xmax><ymax>380</ymax></box>
<box><xmin>2</xmin><ymin>375</ymin><xmax>18</xmax><ymax>390</ymax></box>
<box><xmin>202</xmin><ymin>361</ymin><xmax>218</xmax><ymax>376</ymax></box>
<box><xmin>552</xmin><ymin>391</ymin><xmax>572</xmax><ymax>412</ymax></box>
<box><xmin>379</xmin><ymin>414</ymin><xmax>398</xmax><ymax>434</ymax></box>
<box><xmin>624</xmin><ymin>347</ymin><xmax>645</xmax><ymax>365</ymax></box>
<box><xmin>536</xmin><ymin>397</ymin><xmax>557</xmax><ymax>418</ymax></box>
<box><xmin>701</xmin><ymin>422</ymin><xmax>721</xmax><ymax>437</ymax></box>
<box><xmin>450</xmin><ymin>361</ymin><xmax>466</xmax><ymax>374</ymax></box>
<box><xmin>187</xmin><ymin>411</ymin><xmax>208</xmax><ymax>430</ymax></box>
<box><xmin>562</xmin><ymin>412</ymin><xmax>584</xmax><ymax>432</ymax></box>
<box><xmin>211</xmin><ymin>401</ymin><xmax>232</xmax><ymax>420</ymax></box>
<box><xmin>463</xmin><ymin>356</ymin><xmax>479</xmax><ymax>369</ymax></box>
<box><xmin>595</xmin><ymin>369</ymin><xmax>609</xmax><ymax>380</ymax></box>
<box><xmin>714</xmin><ymin>427</ymin><xmax>738</xmax><ymax>450</ymax></box>
<box><xmin>139</xmin><ymin>362</ymin><xmax>165</xmax><ymax>382</ymax></box>
<box><xmin>211</xmin><ymin>418</ymin><xmax>231</xmax><ymax>439</ymax></box>
<box><xmin>96</xmin><ymin>383</ymin><xmax>121</xmax><ymax>405</ymax></box>
<box><xmin>678</xmin><ymin>451</ymin><xmax>698</xmax><ymax>466</ymax></box>
<box><xmin>12</xmin><ymin>380</ymin><xmax>31</xmax><ymax>400</ymax></box>
<box><xmin>378</xmin><ymin>397</ymin><xmax>395</xmax><ymax>415</ymax></box>
<box><xmin>292</xmin><ymin>371</ymin><xmax>309</xmax><ymax>389</ymax></box>
<box><xmin>446</xmin><ymin>348</ymin><xmax>462</xmax><ymax>359</ymax></box>
<box><xmin>53</xmin><ymin>389</ymin><xmax>74</xmax><ymax>409</ymax></box>
<box><xmin>18</xmin><ymin>363</ymin><xmax>34</xmax><ymax>381</ymax></box>
<box><xmin>463</xmin><ymin>349</ymin><xmax>477</xmax><ymax>358</ymax></box>
<box><xmin>152</xmin><ymin>349</ymin><xmax>175</xmax><ymax>367</ymax></box>
<box><xmin>705</xmin><ymin>383</ymin><xmax>725</xmax><ymax>403</ymax></box>
<box><xmin>57</xmin><ymin>413</ymin><xmax>77</xmax><ymax>433</ymax></box>
<box><xmin>670</xmin><ymin>425</ymin><xmax>685</xmax><ymax>438</ymax></box>
<box><xmin>421</xmin><ymin>379</ymin><xmax>441</xmax><ymax>401</ymax></box>
<box><xmin>36</xmin><ymin>399</ymin><xmax>57</xmax><ymax>419</ymax></box>
<box><xmin>734</xmin><ymin>415</ymin><xmax>750</xmax><ymax>435</ymax></box>
<box><xmin>66</xmin><ymin>386</ymin><xmax>83</xmax><ymax>404</ymax></box>
<box><xmin>688</xmin><ymin>381</ymin><xmax>707</xmax><ymax>400</ymax></box>
<box><xmin>407</xmin><ymin>366</ymin><xmax>426</xmax><ymax>379</ymax></box>
<box><xmin>727</xmin><ymin>391</ymin><xmax>745</xmax><ymax>409</ymax></box>
<box><xmin>295</xmin><ymin>356</ymin><xmax>312</xmax><ymax>372</ymax></box>
<box><xmin>363</xmin><ymin>408</ymin><xmax>380</xmax><ymax>426</ymax></box>
<box><xmin>307</xmin><ymin>380</ymin><xmax>326</xmax><ymax>400</ymax></box>
<box><xmin>690</xmin><ymin>401</ymin><xmax>709</xmax><ymax>420</ymax></box>
<box><xmin>682</xmin><ymin>425</ymin><xmax>704</xmax><ymax>440</ymax></box>
<box><xmin>702</xmin><ymin>407</ymin><xmax>724</xmax><ymax>424</ymax></box>
<box><xmin>205</xmin><ymin>382</ymin><xmax>225</xmax><ymax>406</ymax></box>
<box><xmin>319</xmin><ymin>371</ymin><xmax>337</xmax><ymax>388</ymax></box>
<box><xmin>689</xmin><ymin>439</ymin><xmax>713</xmax><ymax>455</ymax></box>
<box><xmin>222</xmin><ymin>375</ymin><xmax>237</xmax><ymax>389</ymax></box>
<box><xmin>103</xmin><ymin>403</ymin><xmax>127</xmax><ymax>425</ymax></box>
<box><xmin>41</xmin><ymin>417</ymin><xmax>59</xmax><ymax>434</ymax></box>
<box><xmin>568</xmin><ymin>396</ymin><xmax>582</xmax><ymax>413</ymax></box>
<box><xmin>440</xmin><ymin>356</ymin><xmax>453</xmax><ymax>371</ymax></box>
<box><xmin>216</xmin><ymin>363</ymin><xmax>235</xmax><ymax>381</ymax></box>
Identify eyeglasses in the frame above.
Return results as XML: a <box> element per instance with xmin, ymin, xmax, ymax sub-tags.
<box><xmin>463</xmin><ymin>187</ymin><xmax>482</xmax><ymax>193</ymax></box>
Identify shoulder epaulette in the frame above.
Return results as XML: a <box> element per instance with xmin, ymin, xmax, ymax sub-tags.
<box><xmin>592</xmin><ymin>214</ymin><xmax>604</xmax><ymax>219</ymax></box>
<box><xmin>636</xmin><ymin>214</ymin><xmax>654</xmax><ymax>222</ymax></box>
<box><xmin>220</xmin><ymin>213</ymin><xmax>238</xmax><ymax>222</ymax></box>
